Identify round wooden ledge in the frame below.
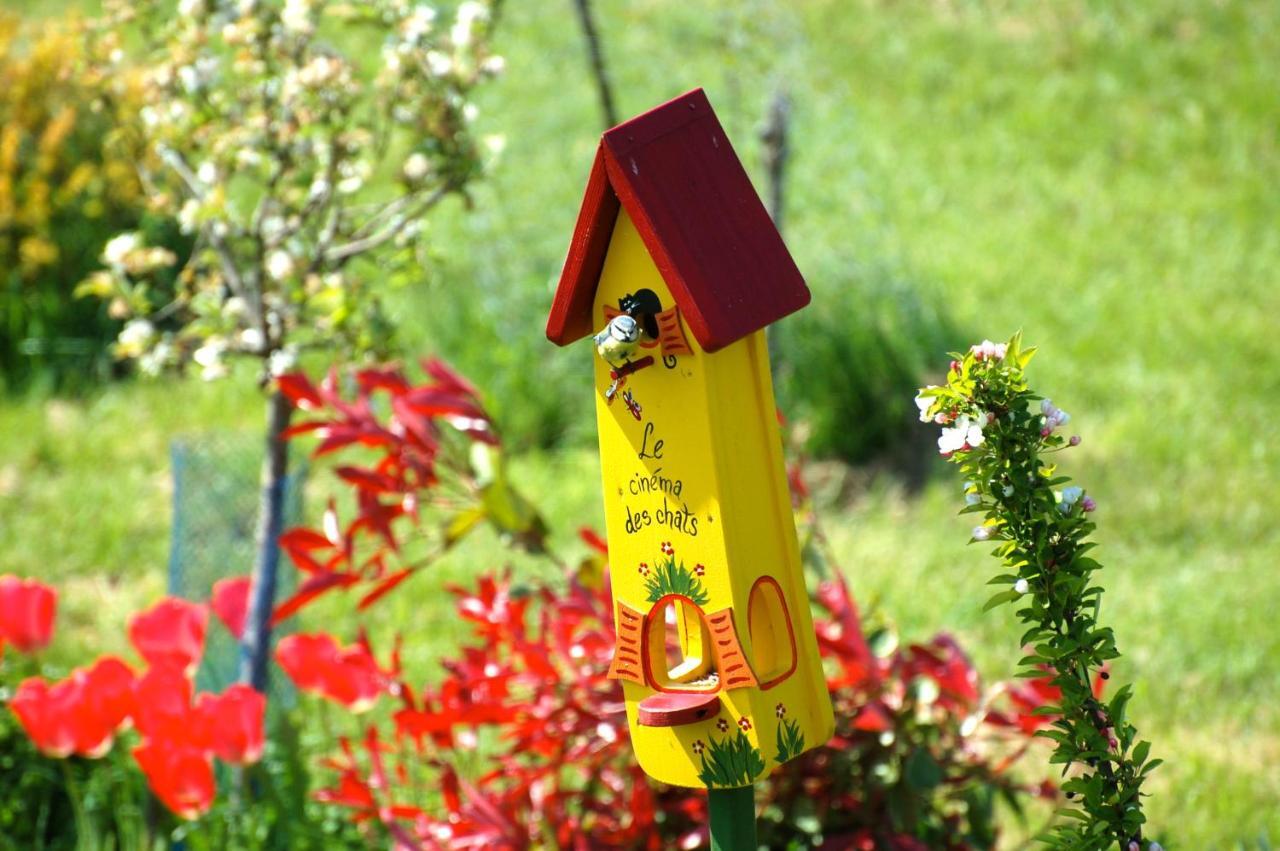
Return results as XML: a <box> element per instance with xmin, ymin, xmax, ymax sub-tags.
<box><xmin>637</xmin><ymin>691</ymin><xmax>721</xmax><ymax>727</ymax></box>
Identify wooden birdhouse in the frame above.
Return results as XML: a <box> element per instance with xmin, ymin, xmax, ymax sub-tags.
<box><xmin>546</xmin><ymin>88</ymin><xmax>834</xmax><ymax>790</ymax></box>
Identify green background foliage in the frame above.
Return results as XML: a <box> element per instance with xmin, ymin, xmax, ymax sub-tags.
<box><xmin>0</xmin><ymin>0</ymin><xmax>1277</xmax><ymax>847</ymax></box>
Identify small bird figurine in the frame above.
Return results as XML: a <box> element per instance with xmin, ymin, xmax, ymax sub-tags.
<box><xmin>592</xmin><ymin>314</ymin><xmax>641</xmax><ymax>369</ymax></box>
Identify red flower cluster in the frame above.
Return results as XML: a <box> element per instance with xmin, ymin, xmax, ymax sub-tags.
<box><xmin>6</xmin><ymin>592</ymin><xmax>265</xmax><ymax>821</ymax></box>
<box><xmin>0</xmin><ymin>574</ymin><xmax>57</xmax><ymax>653</ymax></box>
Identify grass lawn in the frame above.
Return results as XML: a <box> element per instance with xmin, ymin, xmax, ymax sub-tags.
<box><xmin>2</xmin><ymin>0</ymin><xmax>1278</xmax><ymax>846</ymax></box>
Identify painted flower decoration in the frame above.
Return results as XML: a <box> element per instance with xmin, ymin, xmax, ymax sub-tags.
<box><xmin>775</xmin><ymin>702</ymin><xmax>786</xmax><ymax>719</ymax></box>
<box><xmin>693</xmin><ymin>564</ymin><xmax>706</xmax><ymax>577</ymax></box>
<box><xmin>637</xmin><ymin>562</ymin><xmax>650</xmax><ymax>577</ymax></box>
<box><xmin>716</xmin><ymin>718</ymin><xmax>729</xmax><ymax>733</ymax></box>
<box><xmin>691</xmin><ymin>740</ymin><xmax>705</xmax><ymax>755</ymax></box>
<box><xmin>738</xmin><ymin>717</ymin><xmax>752</xmax><ymax>732</ymax></box>
<box><xmin>660</xmin><ymin>542</ymin><xmax>674</xmax><ymax>556</ymax></box>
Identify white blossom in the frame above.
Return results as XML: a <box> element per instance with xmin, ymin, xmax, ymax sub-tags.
<box><xmin>1041</xmin><ymin>398</ymin><xmax>1071</xmax><ymax>432</ymax></box>
<box><xmin>178</xmin><ymin>0</ymin><xmax>203</xmax><ymax>17</ymax></box>
<box><xmin>451</xmin><ymin>1</ymin><xmax>488</xmax><ymax>46</ymax></box>
<box><xmin>970</xmin><ymin>339</ymin><xmax>1007</xmax><ymax>361</ymax></box>
<box><xmin>938</xmin><ymin>412</ymin><xmax>990</xmax><ymax>454</ymax></box>
<box><xmin>425</xmin><ymin>50</ymin><xmax>453</xmax><ymax>76</ymax></box>
<box><xmin>281</xmin><ymin>0</ymin><xmax>313</xmax><ymax>34</ymax></box>
<box><xmin>266</xmin><ymin>250</ymin><xmax>295</xmax><ymax>281</ymax></box>
<box><xmin>403</xmin><ymin>4</ymin><xmax>436</xmax><ymax>41</ymax></box>
<box><xmin>1014</xmin><ymin>578</ymin><xmax>1030</xmax><ymax>595</ymax></box>
<box><xmin>972</xmin><ymin>525</ymin><xmax>992</xmax><ymax>541</ymax></box>
<box><xmin>914</xmin><ymin>386</ymin><xmax>939</xmax><ymax>422</ymax></box>
<box><xmin>193</xmin><ymin>338</ymin><xmax>228</xmax><ymax>381</ymax></box>
<box><xmin>178</xmin><ymin>199</ymin><xmax>201</xmax><ymax>233</ymax></box>
<box><xmin>117</xmin><ymin>319</ymin><xmax>156</xmax><ymax>355</ymax></box>
<box><xmin>103</xmin><ymin>232</ymin><xmax>141</xmax><ymax>266</ymax></box>
<box><xmin>403</xmin><ymin>152</ymin><xmax>431</xmax><ymax>181</ymax></box>
<box><xmin>240</xmin><ymin>328</ymin><xmax>265</xmax><ymax>351</ymax></box>
<box><xmin>481</xmin><ymin>55</ymin><xmax>505</xmax><ymax>75</ymax></box>
<box><xmin>1058</xmin><ymin>486</ymin><xmax>1084</xmax><ymax>513</ymax></box>
<box><xmin>269</xmin><ymin>345</ymin><xmax>299</xmax><ymax>376</ymax></box>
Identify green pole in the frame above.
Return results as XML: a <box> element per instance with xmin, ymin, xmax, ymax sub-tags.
<box><xmin>708</xmin><ymin>785</ymin><xmax>756</xmax><ymax>851</ymax></box>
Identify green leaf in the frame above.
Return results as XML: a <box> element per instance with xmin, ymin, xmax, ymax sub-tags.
<box><xmin>983</xmin><ymin>590</ymin><xmax>1018</xmax><ymax>611</ymax></box>
<box><xmin>904</xmin><ymin>748</ymin><xmax>943</xmax><ymax>791</ymax></box>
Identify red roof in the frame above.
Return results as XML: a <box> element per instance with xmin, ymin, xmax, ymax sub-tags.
<box><xmin>545</xmin><ymin>88</ymin><xmax>810</xmax><ymax>353</ymax></box>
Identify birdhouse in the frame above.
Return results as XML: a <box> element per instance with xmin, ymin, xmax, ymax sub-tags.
<box><xmin>546</xmin><ymin>89</ymin><xmax>834</xmax><ymax>790</ymax></box>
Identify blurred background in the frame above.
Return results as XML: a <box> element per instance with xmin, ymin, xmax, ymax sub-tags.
<box><xmin>0</xmin><ymin>0</ymin><xmax>1277</xmax><ymax>846</ymax></box>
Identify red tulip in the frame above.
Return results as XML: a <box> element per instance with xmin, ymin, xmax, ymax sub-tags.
<box><xmin>0</xmin><ymin>575</ymin><xmax>57</xmax><ymax>653</ymax></box>
<box><xmin>211</xmin><ymin>576</ymin><xmax>251</xmax><ymax>640</ymax></box>
<box><xmin>276</xmin><ymin>633</ymin><xmax>383</xmax><ymax>712</ymax></box>
<box><xmin>133</xmin><ymin>741</ymin><xmax>215</xmax><ymax>820</ymax></box>
<box><xmin>128</xmin><ymin>598</ymin><xmax>208</xmax><ymax>676</ymax></box>
<box><xmin>9</xmin><ymin>677</ymin><xmax>79</xmax><ymax>757</ymax></box>
<box><xmin>9</xmin><ymin>656</ymin><xmax>136</xmax><ymax>759</ymax></box>
<box><xmin>197</xmin><ymin>684</ymin><xmax>266</xmax><ymax>765</ymax></box>
<box><xmin>132</xmin><ymin>664</ymin><xmax>203</xmax><ymax>748</ymax></box>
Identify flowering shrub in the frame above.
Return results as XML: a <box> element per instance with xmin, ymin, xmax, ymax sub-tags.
<box><xmin>78</xmin><ymin>0</ymin><xmax>506</xmax><ymax>693</ymax></box>
<box><xmin>268</xmin><ymin>361</ymin><xmax>1069</xmax><ymax>849</ymax></box>
<box><xmin>0</xmin><ymin>14</ymin><xmax>162</xmax><ymax>388</ymax></box>
<box><xmin>916</xmin><ymin>335</ymin><xmax>1162</xmax><ymax>850</ymax></box>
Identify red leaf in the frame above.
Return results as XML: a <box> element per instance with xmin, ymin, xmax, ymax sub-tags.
<box><xmin>271</xmin><ymin>573</ymin><xmax>360</xmax><ymax>624</ymax></box>
<box><xmin>276</xmin><ymin>373</ymin><xmax>324</xmax><ymax>411</ymax></box>
<box><xmin>357</xmin><ymin>569</ymin><xmax>414</xmax><ymax>611</ymax></box>
<box><xmin>336</xmin><ymin>466</ymin><xmax>402</xmax><ymax>494</ymax></box>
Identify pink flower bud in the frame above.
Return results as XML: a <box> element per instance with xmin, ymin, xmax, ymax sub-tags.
<box><xmin>1040</xmin><ymin>427</ymin><xmax>1052</xmax><ymax>438</ymax></box>
<box><xmin>1082</xmin><ymin>496</ymin><xmax>1097</xmax><ymax>512</ymax></box>
<box><xmin>949</xmin><ymin>360</ymin><xmax>960</xmax><ymax>372</ymax></box>
<box><xmin>1069</xmin><ymin>435</ymin><xmax>1082</xmax><ymax>446</ymax></box>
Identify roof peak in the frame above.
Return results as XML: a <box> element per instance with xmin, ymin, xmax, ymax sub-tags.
<box><xmin>546</xmin><ymin>88</ymin><xmax>809</xmax><ymax>353</ymax></box>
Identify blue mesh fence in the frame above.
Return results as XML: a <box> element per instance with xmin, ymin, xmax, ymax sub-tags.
<box><xmin>168</xmin><ymin>433</ymin><xmax>304</xmax><ymax>708</ymax></box>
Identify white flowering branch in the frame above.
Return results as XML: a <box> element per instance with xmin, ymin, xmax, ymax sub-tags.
<box><xmin>917</xmin><ymin>334</ymin><xmax>1163</xmax><ymax>851</ymax></box>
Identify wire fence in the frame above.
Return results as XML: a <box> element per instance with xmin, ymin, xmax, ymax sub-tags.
<box><xmin>168</xmin><ymin>432</ymin><xmax>305</xmax><ymax>708</ymax></box>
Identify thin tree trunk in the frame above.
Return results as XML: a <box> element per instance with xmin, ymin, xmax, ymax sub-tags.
<box><xmin>760</xmin><ymin>87</ymin><xmax>792</xmax><ymax>233</ymax></box>
<box><xmin>239</xmin><ymin>389</ymin><xmax>293</xmax><ymax>692</ymax></box>
<box><xmin>570</xmin><ymin>0</ymin><xmax>618</xmax><ymax>129</ymax></box>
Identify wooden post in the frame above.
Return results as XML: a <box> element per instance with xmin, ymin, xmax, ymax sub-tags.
<box><xmin>708</xmin><ymin>786</ymin><xmax>757</xmax><ymax>851</ymax></box>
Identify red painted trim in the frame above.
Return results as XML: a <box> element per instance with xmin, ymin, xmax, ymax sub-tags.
<box><xmin>747</xmin><ymin>576</ymin><xmax>798</xmax><ymax>691</ymax></box>
<box><xmin>546</xmin><ymin>88</ymin><xmax>810</xmax><ymax>352</ymax></box>
<box><xmin>640</xmin><ymin>594</ymin><xmax>722</xmax><ymax>695</ymax></box>
<box><xmin>546</xmin><ymin>145</ymin><xmax>619</xmax><ymax>346</ymax></box>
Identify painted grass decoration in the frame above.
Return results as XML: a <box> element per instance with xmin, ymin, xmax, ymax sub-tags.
<box><xmin>696</xmin><ymin>729</ymin><xmax>766</xmax><ymax>789</ymax></box>
<box><xmin>644</xmin><ymin>556</ymin><xmax>710</xmax><ymax>606</ymax></box>
<box><xmin>774</xmin><ymin>718</ymin><xmax>805</xmax><ymax>765</ymax></box>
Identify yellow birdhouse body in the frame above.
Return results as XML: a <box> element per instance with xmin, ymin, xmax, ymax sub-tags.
<box><xmin>592</xmin><ymin>211</ymin><xmax>832</xmax><ymax>788</ymax></box>
<box><xmin>546</xmin><ymin>89</ymin><xmax>833</xmax><ymax>790</ymax></box>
